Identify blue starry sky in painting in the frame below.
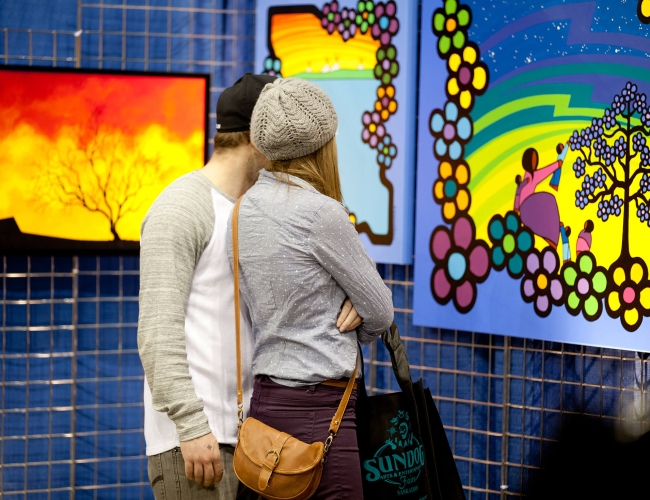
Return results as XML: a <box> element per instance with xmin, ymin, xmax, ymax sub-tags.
<box><xmin>467</xmin><ymin>0</ymin><xmax>650</xmax><ymax>79</ymax></box>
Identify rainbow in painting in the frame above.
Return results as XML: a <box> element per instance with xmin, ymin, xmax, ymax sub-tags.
<box><xmin>414</xmin><ymin>0</ymin><xmax>650</xmax><ymax>350</ymax></box>
<box><xmin>0</xmin><ymin>67</ymin><xmax>208</xmax><ymax>253</ymax></box>
<box><xmin>255</xmin><ymin>0</ymin><xmax>419</xmax><ymax>264</ymax></box>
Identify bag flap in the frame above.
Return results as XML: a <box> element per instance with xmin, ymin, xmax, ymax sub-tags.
<box><xmin>238</xmin><ymin>418</ymin><xmax>324</xmax><ymax>474</ymax></box>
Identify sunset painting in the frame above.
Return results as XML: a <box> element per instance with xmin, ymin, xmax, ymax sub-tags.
<box><xmin>0</xmin><ymin>68</ymin><xmax>208</xmax><ymax>252</ymax></box>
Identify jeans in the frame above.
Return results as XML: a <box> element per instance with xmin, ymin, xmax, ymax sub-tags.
<box><xmin>147</xmin><ymin>445</ymin><xmax>238</xmax><ymax>500</ymax></box>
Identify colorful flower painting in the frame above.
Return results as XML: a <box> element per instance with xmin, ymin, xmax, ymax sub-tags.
<box><xmin>414</xmin><ymin>0</ymin><xmax>650</xmax><ymax>350</ymax></box>
<box><xmin>255</xmin><ymin>0</ymin><xmax>418</xmax><ymax>264</ymax></box>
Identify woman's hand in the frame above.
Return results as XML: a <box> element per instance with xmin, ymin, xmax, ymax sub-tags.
<box><xmin>337</xmin><ymin>298</ymin><xmax>362</xmax><ymax>332</ymax></box>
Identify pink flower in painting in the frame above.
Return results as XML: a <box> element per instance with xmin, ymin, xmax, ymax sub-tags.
<box><xmin>322</xmin><ymin>1</ymin><xmax>341</xmax><ymax>34</ymax></box>
<box><xmin>361</xmin><ymin>110</ymin><xmax>385</xmax><ymax>148</ymax></box>
<box><xmin>371</xmin><ymin>1</ymin><xmax>399</xmax><ymax>45</ymax></box>
<box><xmin>430</xmin><ymin>216</ymin><xmax>490</xmax><ymax>313</ymax></box>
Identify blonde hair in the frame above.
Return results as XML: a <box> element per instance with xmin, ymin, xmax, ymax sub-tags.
<box><xmin>266</xmin><ymin>137</ymin><xmax>343</xmax><ymax>203</ymax></box>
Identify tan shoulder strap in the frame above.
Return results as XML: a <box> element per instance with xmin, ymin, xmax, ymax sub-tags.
<box><xmin>232</xmin><ymin>196</ymin><xmax>244</xmax><ymax>427</ymax></box>
<box><xmin>232</xmin><ymin>195</ymin><xmax>358</xmax><ymax>441</ymax></box>
<box><xmin>328</xmin><ymin>355</ymin><xmax>359</xmax><ymax>436</ymax></box>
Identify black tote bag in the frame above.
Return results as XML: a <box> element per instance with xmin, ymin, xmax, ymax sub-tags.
<box><xmin>356</xmin><ymin>324</ymin><xmax>466</xmax><ymax>500</ymax></box>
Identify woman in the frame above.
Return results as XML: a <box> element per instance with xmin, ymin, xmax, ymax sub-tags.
<box><xmin>518</xmin><ymin>146</ymin><xmax>565</xmax><ymax>248</ymax></box>
<box><xmin>228</xmin><ymin>78</ymin><xmax>394</xmax><ymax>499</ymax></box>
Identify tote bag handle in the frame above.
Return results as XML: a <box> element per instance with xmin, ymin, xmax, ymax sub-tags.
<box><xmin>381</xmin><ymin>323</ymin><xmax>413</xmax><ymax>393</ymax></box>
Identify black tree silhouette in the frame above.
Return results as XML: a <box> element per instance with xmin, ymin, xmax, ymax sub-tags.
<box><xmin>33</xmin><ymin>110</ymin><xmax>168</xmax><ymax>241</ymax></box>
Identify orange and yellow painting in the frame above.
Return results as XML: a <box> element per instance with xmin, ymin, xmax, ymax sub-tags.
<box><xmin>0</xmin><ymin>68</ymin><xmax>207</xmax><ymax>251</ymax></box>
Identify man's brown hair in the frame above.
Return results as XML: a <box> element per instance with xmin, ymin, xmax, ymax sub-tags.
<box><xmin>213</xmin><ymin>131</ymin><xmax>250</xmax><ymax>152</ymax></box>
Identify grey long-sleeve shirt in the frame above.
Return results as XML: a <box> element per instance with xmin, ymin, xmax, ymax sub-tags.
<box><xmin>227</xmin><ymin>170</ymin><xmax>394</xmax><ymax>387</ymax></box>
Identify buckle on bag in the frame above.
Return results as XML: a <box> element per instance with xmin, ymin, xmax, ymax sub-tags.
<box><xmin>265</xmin><ymin>449</ymin><xmax>280</xmax><ymax>467</ymax></box>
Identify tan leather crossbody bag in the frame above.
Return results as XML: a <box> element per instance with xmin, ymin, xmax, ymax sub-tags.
<box><xmin>230</xmin><ymin>197</ymin><xmax>358</xmax><ymax>500</ymax></box>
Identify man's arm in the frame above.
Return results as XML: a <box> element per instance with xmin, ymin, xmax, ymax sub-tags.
<box><xmin>137</xmin><ymin>187</ymin><xmax>213</xmax><ymax>441</ymax></box>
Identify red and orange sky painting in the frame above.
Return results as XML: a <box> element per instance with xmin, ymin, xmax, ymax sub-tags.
<box><xmin>0</xmin><ymin>70</ymin><xmax>207</xmax><ymax>241</ymax></box>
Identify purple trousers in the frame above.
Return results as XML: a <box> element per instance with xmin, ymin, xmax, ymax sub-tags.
<box><xmin>249</xmin><ymin>376</ymin><xmax>363</xmax><ymax>500</ymax></box>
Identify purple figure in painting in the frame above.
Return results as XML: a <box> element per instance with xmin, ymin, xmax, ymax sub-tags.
<box><xmin>549</xmin><ymin>143</ymin><xmax>568</xmax><ymax>190</ymax></box>
<box><xmin>576</xmin><ymin>220</ymin><xmax>594</xmax><ymax>257</ymax></box>
<box><xmin>518</xmin><ymin>147</ymin><xmax>564</xmax><ymax>248</ymax></box>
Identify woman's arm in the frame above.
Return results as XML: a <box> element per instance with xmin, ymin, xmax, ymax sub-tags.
<box><xmin>532</xmin><ymin>160</ymin><xmax>562</xmax><ymax>185</ymax></box>
<box><xmin>308</xmin><ymin>199</ymin><xmax>394</xmax><ymax>343</ymax></box>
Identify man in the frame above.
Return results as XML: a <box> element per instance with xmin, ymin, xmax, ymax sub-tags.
<box><xmin>138</xmin><ymin>74</ymin><xmax>362</xmax><ymax>499</ymax></box>
<box><xmin>138</xmin><ymin>73</ymin><xmax>275</xmax><ymax>499</ymax></box>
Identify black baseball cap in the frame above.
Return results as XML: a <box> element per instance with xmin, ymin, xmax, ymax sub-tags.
<box><xmin>216</xmin><ymin>73</ymin><xmax>277</xmax><ymax>133</ymax></box>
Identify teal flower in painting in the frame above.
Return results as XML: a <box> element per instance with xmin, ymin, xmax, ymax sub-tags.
<box><xmin>263</xmin><ymin>55</ymin><xmax>282</xmax><ymax>77</ymax></box>
<box><xmin>488</xmin><ymin>211</ymin><xmax>534</xmax><ymax>278</ymax></box>
<box><xmin>429</xmin><ymin>102</ymin><xmax>472</xmax><ymax>161</ymax></box>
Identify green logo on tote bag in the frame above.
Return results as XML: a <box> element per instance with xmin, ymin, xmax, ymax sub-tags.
<box><xmin>362</xmin><ymin>410</ymin><xmax>425</xmax><ymax>496</ymax></box>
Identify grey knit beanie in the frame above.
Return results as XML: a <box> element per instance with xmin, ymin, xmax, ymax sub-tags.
<box><xmin>250</xmin><ymin>78</ymin><xmax>338</xmax><ymax>161</ymax></box>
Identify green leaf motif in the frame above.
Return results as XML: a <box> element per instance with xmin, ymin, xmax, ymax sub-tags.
<box><xmin>579</xmin><ymin>254</ymin><xmax>594</xmax><ymax>275</ymax></box>
<box><xmin>445</xmin><ymin>0</ymin><xmax>458</xmax><ymax>16</ymax></box>
<box><xmin>439</xmin><ymin>36</ymin><xmax>451</xmax><ymax>54</ymax></box>
<box><xmin>584</xmin><ymin>295</ymin><xmax>600</xmax><ymax>318</ymax></box>
<box><xmin>457</xmin><ymin>8</ymin><xmax>470</xmax><ymax>26</ymax></box>
<box><xmin>592</xmin><ymin>271</ymin><xmax>607</xmax><ymax>294</ymax></box>
<box><xmin>453</xmin><ymin>31</ymin><xmax>466</xmax><ymax>50</ymax></box>
<box><xmin>564</xmin><ymin>267</ymin><xmax>577</xmax><ymax>287</ymax></box>
<box><xmin>567</xmin><ymin>291</ymin><xmax>580</xmax><ymax>310</ymax></box>
<box><xmin>433</xmin><ymin>12</ymin><xmax>445</xmax><ymax>32</ymax></box>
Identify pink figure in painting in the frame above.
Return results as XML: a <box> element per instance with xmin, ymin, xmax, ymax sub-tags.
<box><xmin>518</xmin><ymin>147</ymin><xmax>564</xmax><ymax>248</ymax></box>
<box><xmin>576</xmin><ymin>220</ymin><xmax>594</xmax><ymax>256</ymax></box>
<box><xmin>513</xmin><ymin>174</ymin><xmax>529</xmax><ymax>213</ymax></box>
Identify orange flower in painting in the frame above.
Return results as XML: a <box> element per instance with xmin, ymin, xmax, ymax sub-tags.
<box><xmin>375</xmin><ymin>85</ymin><xmax>398</xmax><ymax>121</ymax></box>
<box><xmin>433</xmin><ymin>161</ymin><xmax>471</xmax><ymax>222</ymax></box>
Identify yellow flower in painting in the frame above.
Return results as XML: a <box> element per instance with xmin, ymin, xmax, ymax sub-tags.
<box><xmin>446</xmin><ymin>43</ymin><xmax>488</xmax><ymax>111</ymax></box>
<box><xmin>433</xmin><ymin>161</ymin><xmax>471</xmax><ymax>222</ymax></box>
<box><xmin>639</xmin><ymin>0</ymin><xmax>650</xmax><ymax>23</ymax></box>
<box><xmin>605</xmin><ymin>258</ymin><xmax>650</xmax><ymax>332</ymax></box>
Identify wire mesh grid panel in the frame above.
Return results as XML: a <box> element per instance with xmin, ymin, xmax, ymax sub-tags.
<box><xmin>1</xmin><ymin>256</ymin><xmax>145</xmax><ymax>499</ymax></box>
<box><xmin>1</xmin><ymin>1</ymin><xmax>255</xmax><ymax>498</ymax></box>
